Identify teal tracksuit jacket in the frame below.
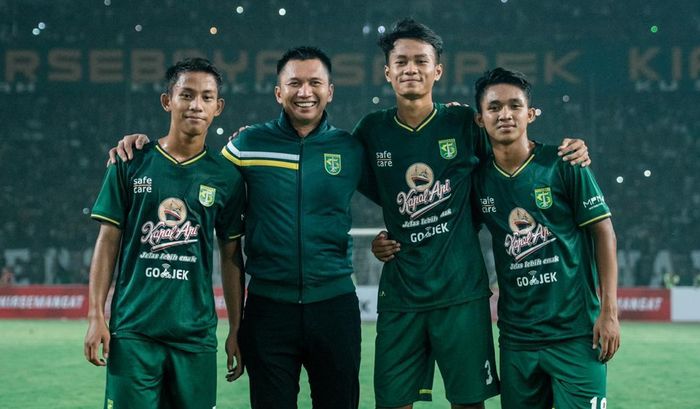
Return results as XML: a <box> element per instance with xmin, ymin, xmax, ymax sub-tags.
<box><xmin>222</xmin><ymin>111</ymin><xmax>369</xmax><ymax>303</ymax></box>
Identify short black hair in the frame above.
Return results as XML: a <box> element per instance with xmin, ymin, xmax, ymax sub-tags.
<box><xmin>165</xmin><ymin>57</ymin><xmax>222</xmax><ymax>95</ymax></box>
<box><xmin>378</xmin><ymin>18</ymin><xmax>443</xmax><ymax>64</ymax></box>
<box><xmin>474</xmin><ymin>67</ymin><xmax>532</xmax><ymax>113</ymax></box>
<box><xmin>276</xmin><ymin>46</ymin><xmax>332</xmax><ymax>79</ymax></box>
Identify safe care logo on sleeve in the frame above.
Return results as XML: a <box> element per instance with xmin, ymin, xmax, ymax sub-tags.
<box><xmin>140</xmin><ymin>197</ymin><xmax>200</xmax><ymax>252</ymax></box>
<box><xmin>133</xmin><ymin>176</ymin><xmax>152</xmax><ymax>193</ymax></box>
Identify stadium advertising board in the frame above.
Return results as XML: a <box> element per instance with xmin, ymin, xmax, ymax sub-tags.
<box><xmin>0</xmin><ymin>285</ymin><xmax>88</xmax><ymax>318</ymax></box>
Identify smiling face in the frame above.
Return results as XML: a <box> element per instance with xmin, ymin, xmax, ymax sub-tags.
<box><xmin>476</xmin><ymin>83</ymin><xmax>536</xmax><ymax>146</ymax></box>
<box><xmin>384</xmin><ymin>38</ymin><xmax>442</xmax><ymax>101</ymax></box>
<box><xmin>275</xmin><ymin>58</ymin><xmax>333</xmax><ymax>131</ymax></box>
<box><xmin>161</xmin><ymin>71</ymin><xmax>223</xmax><ymax>137</ymax></box>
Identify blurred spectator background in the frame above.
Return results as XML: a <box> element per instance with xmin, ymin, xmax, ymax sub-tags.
<box><xmin>1</xmin><ymin>0</ymin><xmax>697</xmax><ymax>286</ymax></box>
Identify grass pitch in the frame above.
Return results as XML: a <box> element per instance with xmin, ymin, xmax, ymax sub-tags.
<box><xmin>0</xmin><ymin>320</ymin><xmax>698</xmax><ymax>408</ymax></box>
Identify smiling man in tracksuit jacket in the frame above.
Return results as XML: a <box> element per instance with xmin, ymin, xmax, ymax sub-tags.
<box><xmin>221</xmin><ymin>46</ymin><xmax>374</xmax><ymax>409</ymax></box>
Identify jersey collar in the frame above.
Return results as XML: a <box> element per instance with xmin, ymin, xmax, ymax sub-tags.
<box><xmin>155</xmin><ymin>143</ymin><xmax>207</xmax><ymax>166</ymax></box>
<box><xmin>393</xmin><ymin>104</ymin><xmax>438</xmax><ymax>133</ymax></box>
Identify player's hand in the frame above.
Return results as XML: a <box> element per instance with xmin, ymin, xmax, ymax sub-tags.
<box><xmin>592</xmin><ymin>311</ymin><xmax>620</xmax><ymax>362</ymax></box>
<box><xmin>371</xmin><ymin>231</ymin><xmax>400</xmax><ymax>262</ymax></box>
<box><xmin>225</xmin><ymin>331</ymin><xmax>244</xmax><ymax>382</ymax></box>
<box><xmin>557</xmin><ymin>138</ymin><xmax>590</xmax><ymax>167</ymax></box>
<box><xmin>228</xmin><ymin>125</ymin><xmax>250</xmax><ymax>142</ymax></box>
<box><xmin>107</xmin><ymin>134</ymin><xmax>150</xmax><ymax>165</ymax></box>
<box><xmin>84</xmin><ymin>317</ymin><xmax>110</xmax><ymax>366</ymax></box>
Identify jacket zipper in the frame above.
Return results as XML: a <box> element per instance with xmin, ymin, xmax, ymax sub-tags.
<box><xmin>297</xmin><ymin>137</ymin><xmax>305</xmax><ymax>303</ymax></box>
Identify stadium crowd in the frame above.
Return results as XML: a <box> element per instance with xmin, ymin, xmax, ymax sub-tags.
<box><xmin>1</xmin><ymin>0</ymin><xmax>697</xmax><ymax>286</ymax></box>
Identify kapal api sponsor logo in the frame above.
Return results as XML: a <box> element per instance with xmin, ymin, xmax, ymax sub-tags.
<box><xmin>396</xmin><ymin>163</ymin><xmax>452</xmax><ymax>220</ymax></box>
<box><xmin>141</xmin><ymin>197</ymin><xmax>200</xmax><ymax>252</ymax></box>
<box><xmin>505</xmin><ymin>207</ymin><xmax>557</xmax><ymax>262</ymax></box>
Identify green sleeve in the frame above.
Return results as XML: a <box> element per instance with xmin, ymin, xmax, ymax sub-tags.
<box><xmin>215</xmin><ymin>172</ymin><xmax>246</xmax><ymax>241</ymax></box>
<box><xmin>560</xmin><ymin>161</ymin><xmax>611</xmax><ymax>227</ymax></box>
<box><xmin>91</xmin><ymin>161</ymin><xmax>127</xmax><ymax>228</ymax></box>
<box><xmin>352</xmin><ymin>119</ymin><xmax>381</xmax><ymax>205</ymax></box>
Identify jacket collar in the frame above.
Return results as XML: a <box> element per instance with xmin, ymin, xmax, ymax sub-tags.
<box><xmin>276</xmin><ymin>110</ymin><xmax>331</xmax><ymax>138</ymax></box>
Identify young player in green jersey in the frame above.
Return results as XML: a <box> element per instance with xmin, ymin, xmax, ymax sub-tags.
<box><xmin>106</xmin><ymin>47</ymin><xmax>370</xmax><ymax>409</ymax></box>
<box><xmin>363</xmin><ymin>19</ymin><xmax>592</xmax><ymax>409</ymax></box>
<box><xmin>472</xmin><ymin>67</ymin><xmax>620</xmax><ymax>409</ymax></box>
<box><xmin>85</xmin><ymin>58</ymin><xmax>246</xmax><ymax>409</ymax></box>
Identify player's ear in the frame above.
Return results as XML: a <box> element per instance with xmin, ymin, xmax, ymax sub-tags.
<box><xmin>475</xmin><ymin>112</ymin><xmax>485</xmax><ymax>128</ymax></box>
<box><xmin>527</xmin><ymin>107</ymin><xmax>536</xmax><ymax>123</ymax></box>
<box><xmin>215</xmin><ymin>98</ymin><xmax>225</xmax><ymax>117</ymax></box>
<box><xmin>161</xmin><ymin>93</ymin><xmax>171</xmax><ymax>112</ymax></box>
<box><xmin>274</xmin><ymin>85</ymin><xmax>283</xmax><ymax>104</ymax></box>
<box><xmin>384</xmin><ymin>65</ymin><xmax>391</xmax><ymax>82</ymax></box>
<box><xmin>327</xmin><ymin>83</ymin><xmax>334</xmax><ymax>104</ymax></box>
<box><xmin>434</xmin><ymin>63</ymin><xmax>443</xmax><ymax>82</ymax></box>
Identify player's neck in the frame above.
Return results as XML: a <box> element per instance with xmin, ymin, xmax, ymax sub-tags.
<box><xmin>291</xmin><ymin>119</ymin><xmax>320</xmax><ymax>138</ymax></box>
<box><xmin>492</xmin><ymin>138</ymin><xmax>534</xmax><ymax>175</ymax></box>
<box><xmin>159</xmin><ymin>132</ymin><xmax>206</xmax><ymax>162</ymax></box>
<box><xmin>395</xmin><ymin>96</ymin><xmax>434</xmax><ymax>128</ymax></box>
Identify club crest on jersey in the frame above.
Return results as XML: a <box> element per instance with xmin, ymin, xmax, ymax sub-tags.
<box><xmin>438</xmin><ymin>138</ymin><xmax>457</xmax><ymax>159</ymax></box>
<box><xmin>324</xmin><ymin>153</ymin><xmax>341</xmax><ymax>175</ymax></box>
<box><xmin>199</xmin><ymin>185</ymin><xmax>216</xmax><ymax>207</ymax></box>
<box><xmin>534</xmin><ymin>187</ymin><xmax>553</xmax><ymax>209</ymax></box>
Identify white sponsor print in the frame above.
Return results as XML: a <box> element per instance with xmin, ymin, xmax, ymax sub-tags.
<box><xmin>505</xmin><ymin>207</ymin><xmax>557</xmax><ymax>262</ymax></box>
<box><xmin>376</xmin><ymin>151</ymin><xmax>393</xmax><ymax>167</ymax></box>
<box><xmin>396</xmin><ymin>163</ymin><xmax>452</xmax><ymax>220</ymax></box>
<box><xmin>145</xmin><ymin>263</ymin><xmax>189</xmax><ymax>281</ymax></box>
<box><xmin>583</xmin><ymin>195</ymin><xmax>606</xmax><ymax>210</ymax></box>
<box><xmin>140</xmin><ymin>197</ymin><xmax>201</xmax><ymax>252</ymax></box>
<box><xmin>133</xmin><ymin>176</ymin><xmax>152</xmax><ymax>193</ymax></box>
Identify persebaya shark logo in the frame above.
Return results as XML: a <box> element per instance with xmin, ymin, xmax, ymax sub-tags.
<box><xmin>438</xmin><ymin>138</ymin><xmax>457</xmax><ymax>159</ymax></box>
<box><xmin>199</xmin><ymin>185</ymin><xmax>216</xmax><ymax>207</ymax></box>
<box><xmin>324</xmin><ymin>153</ymin><xmax>341</xmax><ymax>175</ymax></box>
<box><xmin>534</xmin><ymin>187</ymin><xmax>553</xmax><ymax>209</ymax></box>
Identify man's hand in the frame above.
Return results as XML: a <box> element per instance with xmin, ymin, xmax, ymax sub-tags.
<box><xmin>371</xmin><ymin>231</ymin><xmax>400</xmax><ymax>262</ymax></box>
<box><xmin>558</xmin><ymin>138</ymin><xmax>590</xmax><ymax>167</ymax></box>
<box><xmin>107</xmin><ymin>134</ymin><xmax>150</xmax><ymax>165</ymax></box>
<box><xmin>592</xmin><ymin>312</ymin><xmax>620</xmax><ymax>362</ymax></box>
<box><xmin>84</xmin><ymin>317</ymin><xmax>110</xmax><ymax>366</ymax></box>
<box><xmin>225</xmin><ymin>331</ymin><xmax>244</xmax><ymax>382</ymax></box>
<box><xmin>228</xmin><ymin>125</ymin><xmax>250</xmax><ymax>142</ymax></box>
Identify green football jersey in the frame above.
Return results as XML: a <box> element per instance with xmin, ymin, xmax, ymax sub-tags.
<box><xmin>354</xmin><ymin>104</ymin><xmax>492</xmax><ymax>312</ymax></box>
<box><xmin>473</xmin><ymin>143</ymin><xmax>611</xmax><ymax>350</ymax></box>
<box><xmin>91</xmin><ymin>142</ymin><xmax>245</xmax><ymax>352</ymax></box>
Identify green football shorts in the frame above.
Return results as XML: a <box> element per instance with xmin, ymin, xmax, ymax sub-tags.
<box><xmin>374</xmin><ymin>297</ymin><xmax>499</xmax><ymax>407</ymax></box>
<box><xmin>500</xmin><ymin>337</ymin><xmax>607</xmax><ymax>409</ymax></box>
<box><xmin>104</xmin><ymin>337</ymin><xmax>217</xmax><ymax>409</ymax></box>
